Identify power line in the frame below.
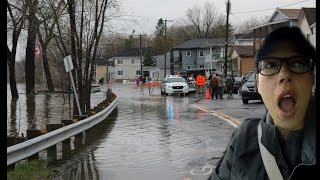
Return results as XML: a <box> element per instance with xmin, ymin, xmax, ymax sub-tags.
<box><xmin>231</xmin><ymin>0</ymin><xmax>312</xmax><ymax>14</ymax></box>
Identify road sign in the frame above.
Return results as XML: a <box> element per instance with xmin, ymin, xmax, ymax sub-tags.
<box><xmin>64</xmin><ymin>55</ymin><xmax>74</xmax><ymax>72</ymax></box>
<box><xmin>63</xmin><ymin>55</ymin><xmax>82</xmax><ymax>115</ymax></box>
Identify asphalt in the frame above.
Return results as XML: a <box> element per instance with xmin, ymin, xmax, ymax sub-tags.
<box><xmin>190</xmin><ymin>92</ymin><xmax>266</xmax><ymax>127</ymax></box>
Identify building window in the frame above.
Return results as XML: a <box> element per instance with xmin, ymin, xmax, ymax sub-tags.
<box><xmin>199</xmin><ymin>50</ymin><xmax>204</xmax><ymax>57</ymax></box>
<box><xmin>136</xmin><ymin>70</ymin><xmax>141</xmax><ymax>75</ymax></box>
<box><xmin>187</xmin><ymin>65</ymin><xmax>191</xmax><ymax>69</ymax></box>
<box><xmin>132</xmin><ymin>59</ymin><xmax>135</xmax><ymax>64</ymax></box>
<box><xmin>117</xmin><ymin>59</ymin><xmax>123</xmax><ymax>64</ymax></box>
<box><xmin>199</xmin><ymin>65</ymin><xmax>204</xmax><ymax>69</ymax></box>
<box><xmin>186</xmin><ymin>51</ymin><xmax>191</xmax><ymax>56</ymax></box>
<box><xmin>118</xmin><ymin>70</ymin><xmax>123</xmax><ymax>75</ymax></box>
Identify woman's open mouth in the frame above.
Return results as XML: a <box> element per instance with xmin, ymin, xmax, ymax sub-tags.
<box><xmin>277</xmin><ymin>94</ymin><xmax>296</xmax><ymax>118</ymax></box>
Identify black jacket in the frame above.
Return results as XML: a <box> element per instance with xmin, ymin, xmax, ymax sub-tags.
<box><xmin>209</xmin><ymin>97</ymin><xmax>316</xmax><ymax>180</ymax></box>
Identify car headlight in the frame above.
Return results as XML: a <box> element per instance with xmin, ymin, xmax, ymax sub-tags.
<box><xmin>166</xmin><ymin>84</ymin><xmax>172</xmax><ymax>88</ymax></box>
<box><xmin>241</xmin><ymin>85</ymin><xmax>249</xmax><ymax>92</ymax></box>
<box><xmin>184</xmin><ymin>85</ymin><xmax>188</xmax><ymax>88</ymax></box>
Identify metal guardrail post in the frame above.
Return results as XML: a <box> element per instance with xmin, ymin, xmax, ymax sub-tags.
<box><xmin>26</xmin><ymin>129</ymin><xmax>41</xmax><ymax>161</ymax></box>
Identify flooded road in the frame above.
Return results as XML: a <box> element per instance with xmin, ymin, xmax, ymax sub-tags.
<box><xmin>7</xmin><ymin>83</ymin><xmax>236</xmax><ymax>180</ymax></box>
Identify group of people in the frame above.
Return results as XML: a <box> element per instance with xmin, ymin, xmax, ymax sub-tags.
<box><xmin>208</xmin><ymin>73</ymin><xmax>234</xmax><ymax>100</ymax></box>
<box><xmin>135</xmin><ymin>75</ymin><xmax>152</xmax><ymax>86</ymax></box>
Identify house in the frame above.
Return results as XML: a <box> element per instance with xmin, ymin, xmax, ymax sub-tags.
<box><xmin>232</xmin><ymin>28</ymin><xmax>269</xmax><ymax>47</ymax></box>
<box><xmin>95</xmin><ymin>56</ymin><xmax>108</xmax><ymax>83</ymax></box>
<box><xmin>160</xmin><ymin>38</ymin><xmax>233</xmax><ymax>78</ymax></box>
<box><xmin>202</xmin><ymin>39</ymin><xmax>233</xmax><ymax>77</ymax></box>
<box><xmin>108</xmin><ymin>47</ymin><xmax>157</xmax><ymax>82</ymax></box>
<box><xmin>142</xmin><ymin>66</ymin><xmax>160</xmax><ymax>80</ymax></box>
<box><xmin>230</xmin><ymin>46</ymin><xmax>254</xmax><ymax>77</ymax></box>
<box><xmin>250</xmin><ymin>8</ymin><xmax>301</xmax><ymax>53</ymax></box>
<box><xmin>297</xmin><ymin>7</ymin><xmax>316</xmax><ymax>47</ymax></box>
<box><xmin>155</xmin><ymin>53</ymin><xmax>172</xmax><ymax>79</ymax></box>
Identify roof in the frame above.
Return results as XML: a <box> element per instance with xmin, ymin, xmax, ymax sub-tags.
<box><xmin>252</xmin><ymin>8</ymin><xmax>300</xmax><ymax>30</ymax></box>
<box><xmin>96</xmin><ymin>56</ymin><xmax>108</xmax><ymax>65</ymax></box>
<box><xmin>239</xmin><ymin>28</ymin><xmax>269</xmax><ymax>39</ymax></box>
<box><xmin>278</xmin><ymin>8</ymin><xmax>301</xmax><ymax>19</ymax></box>
<box><xmin>231</xmin><ymin>46</ymin><xmax>253</xmax><ymax>57</ymax></box>
<box><xmin>301</xmin><ymin>7</ymin><xmax>316</xmax><ymax>26</ymax></box>
<box><xmin>173</xmin><ymin>38</ymin><xmax>226</xmax><ymax>49</ymax></box>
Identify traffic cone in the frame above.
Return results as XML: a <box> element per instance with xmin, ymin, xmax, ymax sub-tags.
<box><xmin>205</xmin><ymin>88</ymin><xmax>211</xmax><ymax>99</ymax></box>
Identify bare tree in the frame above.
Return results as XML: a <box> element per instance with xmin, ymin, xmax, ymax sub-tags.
<box><xmin>34</xmin><ymin>0</ymin><xmax>66</xmax><ymax>92</ymax></box>
<box><xmin>234</xmin><ymin>16</ymin><xmax>269</xmax><ymax>34</ymax></box>
<box><xmin>7</xmin><ymin>1</ymin><xmax>28</xmax><ymax>99</ymax></box>
<box><xmin>180</xmin><ymin>1</ymin><xmax>223</xmax><ymax>39</ymax></box>
<box><xmin>65</xmin><ymin>0</ymin><xmax>120</xmax><ymax>114</ymax></box>
<box><xmin>25</xmin><ymin>0</ymin><xmax>38</xmax><ymax>95</ymax></box>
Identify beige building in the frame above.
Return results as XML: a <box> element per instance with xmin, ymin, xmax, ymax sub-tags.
<box><xmin>95</xmin><ymin>56</ymin><xmax>108</xmax><ymax>83</ymax></box>
<box><xmin>230</xmin><ymin>46</ymin><xmax>255</xmax><ymax>77</ymax></box>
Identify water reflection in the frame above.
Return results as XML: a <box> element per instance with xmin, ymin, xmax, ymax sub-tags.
<box><xmin>26</xmin><ymin>94</ymin><xmax>36</xmax><ymax>129</ymax></box>
<box><xmin>7</xmin><ymin>84</ymin><xmax>106</xmax><ymax>136</ymax></box>
<box><xmin>52</xmin><ymin>109</ymin><xmax>118</xmax><ymax>179</ymax></box>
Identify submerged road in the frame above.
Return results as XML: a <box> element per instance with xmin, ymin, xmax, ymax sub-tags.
<box><xmin>46</xmin><ymin>83</ymin><xmax>265</xmax><ymax>180</ymax></box>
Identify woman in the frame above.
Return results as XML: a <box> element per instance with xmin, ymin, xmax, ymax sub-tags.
<box><xmin>209</xmin><ymin>26</ymin><xmax>316</xmax><ymax>180</ymax></box>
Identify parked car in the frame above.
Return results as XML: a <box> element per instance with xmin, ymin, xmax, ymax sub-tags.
<box><xmin>240</xmin><ymin>72</ymin><xmax>262</xmax><ymax>104</ymax></box>
<box><xmin>241</xmin><ymin>71</ymin><xmax>255</xmax><ymax>86</ymax></box>
<box><xmin>160</xmin><ymin>75</ymin><xmax>189</xmax><ymax>96</ymax></box>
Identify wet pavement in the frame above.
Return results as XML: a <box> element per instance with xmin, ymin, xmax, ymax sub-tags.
<box><xmin>7</xmin><ymin>83</ymin><xmax>266</xmax><ymax>180</ymax></box>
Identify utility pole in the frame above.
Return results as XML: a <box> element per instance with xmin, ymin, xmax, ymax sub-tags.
<box><xmin>164</xmin><ymin>19</ymin><xmax>173</xmax><ymax>78</ymax></box>
<box><xmin>135</xmin><ymin>34</ymin><xmax>145</xmax><ymax>80</ymax></box>
<box><xmin>224</xmin><ymin>0</ymin><xmax>231</xmax><ymax>77</ymax></box>
<box><xmin>139</xmin><ymin>34</ymin><xmax>143</xmax><ymax>80</ymax></box>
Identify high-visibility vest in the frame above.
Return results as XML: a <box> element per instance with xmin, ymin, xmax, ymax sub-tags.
<box><xmin>196</xmin><ymin>75</ymin><xmax>206</xmax><ymax>86</ymax></box>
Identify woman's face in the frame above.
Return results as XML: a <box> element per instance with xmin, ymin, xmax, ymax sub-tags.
<box><xmin>257</xmin><ymin>43</ymin><xmax>314</xmax><ymax>131</ymax></box>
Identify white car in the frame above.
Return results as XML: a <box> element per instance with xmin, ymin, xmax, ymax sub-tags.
<box><xmin>161</xmin><ymin>75</ymin><xmax>189</xmax><ymax>96</ymax></box>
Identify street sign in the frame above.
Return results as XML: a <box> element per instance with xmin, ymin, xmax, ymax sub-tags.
<box><xmin>63</xmin><ymin>55</ymin><xmax>82</xmax><ymax>115</ymax></box>
<box><xmin>64</xmin><ymin>55</ymin><xmax>74</xmax><ymax>72</ymax></box>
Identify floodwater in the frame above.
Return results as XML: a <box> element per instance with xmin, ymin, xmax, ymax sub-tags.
<box><xmin>7</xmin><ymin>83</ymin><xmax>105</xmax><ymax>137</ymax></box>
<box><xmin>7</xmin><ymin>83</ymin><xmax>235</xmax><ymax>180</ymax></box>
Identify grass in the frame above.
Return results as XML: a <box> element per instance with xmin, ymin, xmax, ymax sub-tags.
<box><xmin>7</xmin><ymin>159</ymin><xmax>54</xmax><ymax>180</ymax></box>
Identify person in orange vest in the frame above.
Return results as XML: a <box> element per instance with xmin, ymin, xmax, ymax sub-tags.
<box><xmin>196</xmin><ymin>74</ymin><xmax>206</xmax><ymax>95</ymax></box>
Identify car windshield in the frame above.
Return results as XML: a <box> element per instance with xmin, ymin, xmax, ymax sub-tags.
<box><xmin>167</xmin><ymin>78</ymin><xmax>185</xmax><ymax>83</ymax></box>
<box><xmin>247</xmin><ymin>73</ymin><xmax>256</xmax><ymax>82</ymax></box>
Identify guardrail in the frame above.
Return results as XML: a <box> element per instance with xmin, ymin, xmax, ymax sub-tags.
<box><xmin>7</xmin><ymin>97</ymin><xmax>119</xmax><ymax>166</ymax></box>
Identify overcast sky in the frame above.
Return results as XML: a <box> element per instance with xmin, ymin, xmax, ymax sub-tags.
<box><xmin>115</xmin><ymin>0</ymin><xmax>316</xmax><ymax>35</ymax></box>
<box><xmin>11</xmin><ymin>0</ymin><xmax>316</xmax><ymax>61</ymax></box>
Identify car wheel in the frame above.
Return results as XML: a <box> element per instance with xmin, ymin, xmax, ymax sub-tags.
<box><xmin>242</xmin><ymin>99</ymin><xmax>248</xmax><ymax>104</ymax></box>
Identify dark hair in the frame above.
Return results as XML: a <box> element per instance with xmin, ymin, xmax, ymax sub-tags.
<box><xmin>255</xmin><ymin>26</ymin><xmax>315</xmax><ymax>69</ymax></box>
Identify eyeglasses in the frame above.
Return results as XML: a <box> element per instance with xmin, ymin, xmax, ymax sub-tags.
<box><xmin>257</xmin><ymin>56</ymin><xmax>313</xmax><ymax>76</ymax></box>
